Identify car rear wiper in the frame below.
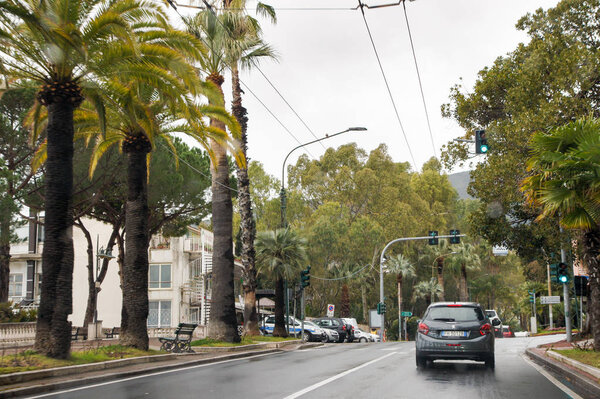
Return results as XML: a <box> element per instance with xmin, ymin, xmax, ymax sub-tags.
<box><xmin>432</xmin><ymin>318</ymin><xmax>455</xmax><ymax>322</ymax></box>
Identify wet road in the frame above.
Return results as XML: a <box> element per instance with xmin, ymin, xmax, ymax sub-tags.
<box><xmin>26</xmin><ymin>335</ymin><xmax>576</xmax><ymax>399</ymax></box>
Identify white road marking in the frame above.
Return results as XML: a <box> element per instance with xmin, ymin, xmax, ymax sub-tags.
<box><xmin>522</xmin><ymin>354</ymin><xmax>584</xmax><ymax>399</ymax></box>
<box><xmin>283</xmin><ymin>352</ymin><xmax>397</xmax><ymax>399</ymax></box>
<box><xmin>24</xmin><ymin>352</ymin><xmax>278</xmax><ymax>398</ymax></box>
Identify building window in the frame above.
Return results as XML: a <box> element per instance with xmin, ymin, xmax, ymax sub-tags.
<box><xmin>149</xmin><ymin>264</ymin><xmax>171</xmax><ymax>289</ymax></box>
<box><xmin>8</xmin><ymin>274</ymin><xmax>23</xmax><ymax>298</ymax></box>
<box><xmin>189</xmin><ymin>307</ymin><xmax>200</xmax><ymax>324</ymax></box>
<box><xmin>148</xmin><ymin>301</ymin><xmax>171</xmax><ymax>327</ymax></box>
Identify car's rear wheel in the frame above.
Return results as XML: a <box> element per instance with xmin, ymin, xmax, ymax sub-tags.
<box><xmin>485</xmin><ymin>355</ymin><xmax>495</xmax><ymax>369</ymax></box>
<box><xmin>416</xmin><ymin>356</ymin><xmax>427</xmax><ymax>368</ymax></box>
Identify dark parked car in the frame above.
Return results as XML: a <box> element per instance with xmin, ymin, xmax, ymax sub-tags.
<box><xmin>415</xmin><ymin>302</ymin><xmax>499</xmax><ymax>369</ymax></box>
<box><xmin>313</xmin><ymin>317</ymin><xmax>354</xmax><ymax>343</ymax></box>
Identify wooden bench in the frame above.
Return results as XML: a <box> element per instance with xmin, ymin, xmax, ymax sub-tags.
<box><xmin>104</xmin><ymin>327</ymin><xmax>120</xmax><ymax>338</ymax></box>
<box><xmin>158</xmin><ymin>323</ymin><xmax>197</xmax><ymax>353</ymax></box>
<box><xmin>71</xmin><ymin>327</ymin><xmax>87</xmax><ymax>341</ymax></box>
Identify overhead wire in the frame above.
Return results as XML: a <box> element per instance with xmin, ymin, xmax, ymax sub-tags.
<box><xmin>356</xmin><ymin>0</ymin><xmax>418</xmax><ymax>170</ymax></box>
<box><xmin>402</xmin><ymin>0</ymin><xmax>436</xmax><ymax>159</ymax></box>
<box><xmin>312</xmin><ymin>262</ymin><xmax>372</xmax><ymax>281</ymax></box>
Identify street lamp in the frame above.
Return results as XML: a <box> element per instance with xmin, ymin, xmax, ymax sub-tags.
<box><xmin>280</xmin><ymin>127</ymin><xmax>367</xmax><ymax>228</ymax></box>
<box><xmin>93</xmin><ymin>235</ymin><xmax>116</xmax><ymax>338</ymax></box>
<box><xmin>279</xmin><ymin>127</ymin><xmax>366</xmax><ymax>332</ymax></box>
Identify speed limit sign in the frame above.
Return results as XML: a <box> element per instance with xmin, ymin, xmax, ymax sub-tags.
<box><xmin>327</xmin><ymin>304</ymin><xmax>335</xmax><ymax>317</ymax></box>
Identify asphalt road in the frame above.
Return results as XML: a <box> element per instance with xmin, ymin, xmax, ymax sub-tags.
<box><xmin>26</xmin><ymin>335</ymin><xmax>576</xmax><ymax>399</ymax></box>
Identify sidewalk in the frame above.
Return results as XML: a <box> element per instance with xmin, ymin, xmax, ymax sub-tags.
<box><xmin>0</xmin><ymin>340</ymin><xmax>319</xmax><ymax>398</ymax></box>
<box><xmin>526</xmin><ymin>339</ymin><xmax>600</xmax><ymax>399</ymax></box>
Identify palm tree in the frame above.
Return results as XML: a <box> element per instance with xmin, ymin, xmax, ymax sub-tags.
<box><xmin>0</xmin><ymin>0</ymin><xmax>156</xmax><ymax>359</ymax></box>
<box><xmin>327</xmin><ymin>263</ymin><xmax>359</xmax><ymax>318</ymax></box>
<box><xmin>420</xmin><ymin>240</ymin><xmax>452</xmax><ymax>301</ymax></box>
<box><xmin>386</xmin><ymin>254</ymin><xmax>415</xmax><ymax>340</ymax></box>
<box><xmin>256</xmin><ymin>228</ymin><xmax>307</xmax><ymax>337</ymax></box>
<box><xmin>522</xmin><ymin>117</ymin><xmax>600</xmax><ymax>350</ymax></box>
<box><xmin>222</xmin><ymin>0</ymin><xmax>277</xmax><ymax>336</ymax></box>
<box><xmin>445</xmin><ymin>243</ymin><xmax>480</xmax><ymax>302</ymax></box>
<box><xmin>414</xmin><ymin>278</ymin><xmax>443</xmax><ymax>306</ymax></box>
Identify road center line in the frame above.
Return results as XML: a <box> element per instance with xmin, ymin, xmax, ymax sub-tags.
<box><xmin>521</xmin><ymin>354</ymin><xmax>583</xmax><ymax>399</ymax></box>
<box><xmin>283</xmin><ymin>352</ymin><xmax>397</xmax><ymax>399</ymax></box>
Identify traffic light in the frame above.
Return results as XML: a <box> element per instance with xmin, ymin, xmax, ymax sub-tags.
<box><xmin>300</xmin><ymin>266</ymin><xmax>311</xmax><ymax>288</ymax></box>
<box><xmin>475</xmin><ymin>130</ymin><xmax>488</xmax><ymax>154</ymax></box>
<box><xmin>528</xmin><ymin>290</ymin><xmax>535</xmax><ymax>303</ymax></box>
<box><xmin>557</xmin><ymin>262</ymin><xmax>570</xmax><ymax>284</ymax></box>
<box><xmin>428</xmin><ymin>231</ymin><xmax>439</xmax><ymax>245</ymax></box>
<box><xmin>549</xmin><ymin>263</ymin><xmax>558</xmax><ymax>283</ymax></box>
<box><xmin>449</xmin><ymin>229</ymin><xmax>460</xmax><ymax>244</ymax></box>
<box><xmin>377</xmin><ymin>302</ymin><xmax>387</xmax><ymax>314</ymax></box>
<box><xmin>575</xmin><ymin>276</ymin><xmax>588</xmax><ymax>296</ymax></box>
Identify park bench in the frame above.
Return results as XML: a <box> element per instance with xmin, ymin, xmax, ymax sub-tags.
<box><xmin>158</xmin><ymin>323</ymin><xmax>197</xmax><ymax>353</ymax></box>
<box><xmin>104</xmin><ymin>327</ymin><xmax>120</xmax><ymax>338</ymax></box>
<box><xmin>71</xmin><ymin>327</ymin><xmax>87</xmax><ymax>341</ymax></box>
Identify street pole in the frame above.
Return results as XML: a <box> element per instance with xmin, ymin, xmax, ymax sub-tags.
<box><xmin>301</xmin><ymin>288</ymin><xmax>305</xmax><ymax>342</ymax></box>
<box><xmin>561</xmin><ymin>242</ymin><xmax>572</xmax><ymax>342</ymax></box>
<box><xmin>280</xmin><ymin>127</ymin><xmax>367</xmax><ymax>332</ymax></box>
<box><xmin>547</xmin><ymin>262</ymin><xmax>553</xmax><ymax>329</ymax></box>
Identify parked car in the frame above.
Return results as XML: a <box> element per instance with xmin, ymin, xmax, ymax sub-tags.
<box><xmin>322</xmin><ymin>327</ymin><xmax>340</xmax><ymax>342</ymax></box>
<box><xmin>341</xmin><ymin>318</ymin><xmax>359</xmax><ymax>342</ymax></box>
<box><xmin>260</xmin><ymin>315</ymin><xmax>323</xmax><ymax>339</ymax></box>
<box><xmin>485</xmin><ymin>309</ymin><xmax>503</xmax><ymax>338</ymax></box>
<box><xmin>416</xmin><ymin>302</ymin><xmax>499</xmax><ymax>369</ymax></box>
<box><xmin>502</xmin><ymin>325</ymin><xmax>515</xmax><ymax>338</ymax></box>
<box><xmin>313</xmin><ymin>317</ymin><xmax>354</xmax><ymax>342</ymax></box>
<box><xmin>354</xmin><ymin>328</ymin><xmax>373</xmax><ymax>342</ymax></box>
<box><xmin>370</xmin><ymin>332</ymin><xmax>381</xmax><ymax>342</ymax></box>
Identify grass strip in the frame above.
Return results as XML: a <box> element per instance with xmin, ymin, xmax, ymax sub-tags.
<box><xmin>556</xmin><ymin>348</ymin><xmax>600</xmax><ymax>369</ymax></box>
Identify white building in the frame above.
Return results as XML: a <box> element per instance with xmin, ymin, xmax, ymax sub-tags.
<box><xmin>8</xmin><ymin>215</ymin><xmax>243</xmax><ymax>331</ymax></box>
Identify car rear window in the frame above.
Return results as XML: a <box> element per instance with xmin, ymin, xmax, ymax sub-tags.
<box><xmin>485</xmin><ymin>311</ymin><xmax>496</xmax><ymax>318</ymax></box>
<box><xmin>426</xmin><ymin>306</ymin><xmax>484</xmax><ymax>322</ymax></box>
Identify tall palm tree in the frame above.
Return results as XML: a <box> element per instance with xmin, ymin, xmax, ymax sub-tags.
<box><xmin>222</xmin><ymin>0</ymin><xmax>277</xmax><ymax>336</ymax></box>
<box><xmin>522</xmin><ymin>117</ymin><xmax>600</xmax><ymax>350</ymax></box>
<box><xmin>420</xmin><ymin>240</ymin><xmax>452</xmax><ymax>301</ymax></box>
<box><xmin>327</xmin><ymin>263</ymin><xmax>360</xmax><ymax>318</ymax></box>
<box><xmin>0</xmin><ymin>0</ymin><xmax>155</xmax><ymax>358</ymax></box>
<box><xmin>445</xmin><ymin>243</ymin><xmax>480</xmax><ymax>302</ymax></box>
<box><xmin>256</xmin><ymin>228</ymin><xmax>307</xmax><ymax>337</ymax></box>
<box><xmin>82</xmin><ymin>22</ymin><xmax>238</xmax><ymax>349</ymax></box>
<box><xmin>185</xmin><ymin>9</ymin><xmax>254</xmax><ymax>343</ymax></box>
<box><xmin>386</xmin><ymin>254</ymin><xmax>415</xmax><ymax>340</ymax></box>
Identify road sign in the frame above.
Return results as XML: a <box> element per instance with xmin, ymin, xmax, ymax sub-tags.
<box><xmin>327</xmin><ymin>304</ymin><xmax>335</xmax><ymax>317</ymax></box>
<box><xmin>540</xmin><ymin>295</ymin><xmax>561</xmax><ymax>304</ymax></box>
<box><xmin>401</xmin><ymin>311</ymin><xmax>412</xmax><ymax>317</ymax></box>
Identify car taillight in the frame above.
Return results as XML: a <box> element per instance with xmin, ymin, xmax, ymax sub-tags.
<box><xmin>342</xmin><ymin>325</ymin><xmax>346</xmax><ymax>331</ymax></box>
<box><xmin>447</xmin><ymin>304</ymin><xmax>463</xmax><ymax>307</ymax></box>
<box><xmin>480</xmin><ymin>323</ymin><xmax>492</xmax><ymax>336</ymax></box>
<box><xmin>418</xmin><ymin>322</ymin><xmax>429</xmax><ymax>335</ymax></box>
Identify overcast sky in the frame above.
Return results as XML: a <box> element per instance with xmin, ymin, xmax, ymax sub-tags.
<box><xmin>173</xmin><ymin>0</ymin><xmax>560</xmax><ymax>179</ymax></box>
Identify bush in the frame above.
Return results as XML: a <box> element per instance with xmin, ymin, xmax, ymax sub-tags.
<box><xmin>0</xmin><ymin>302</ymin><xmax>37</xmax><ymax>323</ymax></box>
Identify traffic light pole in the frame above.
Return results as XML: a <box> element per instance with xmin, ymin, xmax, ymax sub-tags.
<box><xmin>379</xmin><ymin>233</ymin><xmax>465</xmax><ymax>343</ymax></box>
<box><xmin>547</xmin><ymin>263</ymin><xmax>553</xmax><ymax>329</ymax></box>
<box><xmin>300</xmin><ymin>288</ymin><xmax>305</xmax><ymax>342</ymax></box>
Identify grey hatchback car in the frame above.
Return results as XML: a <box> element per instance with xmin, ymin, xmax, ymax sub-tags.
<box><xmin>415</xmin><ymin>302</ymin><xmax>499</xmax><ymax>369</ymax></box>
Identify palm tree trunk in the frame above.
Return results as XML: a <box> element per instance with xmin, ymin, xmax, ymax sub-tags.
<box><xmin>0</xmin><ymin>211</ymin><xmax>11</xmax><ymax>303</ymax></box>
<box><xmin>436</xmin><ymin>257</ymin><xmax>445</xmax><ymax>301</ymax></box>
<box><xmin>460</xmin><ymin>263</ymin><xmax>468</xmax><ymax>302</ymax></box>
<box><xmin>361</xmin><ymin>284</ymin><xmax>368</xmax><ymax>322</ymax></box>
<box><xmin>206</xmin><ymin>73</ymin><xmax>240</xmax><ymax>343</ymax></box>
<box><xmin>582</xmin><ymin>227</ymin><xmax>600</xmax><ymax>350</ymax></box>
<box><xmin>231</xmin><ymin>64</ymin><xmax>259</xmax><ymax>336</ymax></box>
<box><xmin>120</xmin><ymin>136</ymin><xmax>150</xmax><ymax>350</ymax></box>
<box><xmin>341</xmin><ymin>284</ymin><xmax>350</xmax><ymax>317</ymax></box>
<box><xmin>35</xmin><ymin>98</ymin><xmax>77</xmax><ymax>359</ymax></box>
<box><xmin>273</xmin><ymin>276</ymin><xmax>287</xmax><ymax>337</ymax></box>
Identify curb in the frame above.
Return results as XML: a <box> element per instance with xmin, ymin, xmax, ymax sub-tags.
<box><xmin>546</xmin><ymin>350</ymin><xmax>600</xmax><ymax>380</ymax></box>
<box><xmin>526</xmin><ymin>348</ymin><xmax>600</xmax><ymax>399</ymax></box>
<box><xmin>0</xmin><ymin>349</ymin><xmax>282</xmax><ymax>398</ymax></box>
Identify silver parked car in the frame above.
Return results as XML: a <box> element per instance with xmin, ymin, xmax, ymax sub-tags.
<box><xmin>322</xmin><ymin>327</ymin><xmax>340</xmax><ymax>342</ymax></box>
<box><xmin>415</xmin><ymin>302</ymin><xmax>499</xmax><ymax>369</ymax></box>
<box><xmin>354</xmin><ymin>328</ymin><xmax>373</xmax><ymax>342</ymax></box>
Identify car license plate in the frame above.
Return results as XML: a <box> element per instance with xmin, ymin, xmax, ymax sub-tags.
<box><xmin>441</xmin><ymin>330</ymin><xmax>467</xmax><ymax>337</ymax></box>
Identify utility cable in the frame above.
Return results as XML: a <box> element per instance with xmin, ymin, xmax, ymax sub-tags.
<box><xmin>356</xmin><ymin>0</ymin><xmax>417</xmax><ymax>170</ymax></box>
<box><xmin>402</xmin><ymin>0</ymin><xmax>436</xmax><ymax>159</ymax></box>
<box><xmin>312</xmin><ymin>263</ymin><xmax>372</xmax><ymax>281</ymax></box>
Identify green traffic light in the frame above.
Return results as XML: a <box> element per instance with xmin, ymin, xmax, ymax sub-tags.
<box><xmin>480</xmin><ymin>144</ymin><xmax>488</xmax><ymax>153</ymax></box>
<box><xmin>559</xmin><ymin>275</ymin><xmax>568</xmax><ymax>283</ymax></box>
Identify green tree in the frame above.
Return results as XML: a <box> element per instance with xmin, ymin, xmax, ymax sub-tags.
<box><xmin>0</xmin><ymin>87</ymin><xmax>37</xmax><ymax>302</ymax></box>
<box><xmin>414</xmin><ymin>278</ymin><xmax>442</xmax><ymax>307</ymax></box>
<box><xmin>0</xmin><ymin>0</ymin><xmax>157</xmax><ymax>358</ymax></box>
<box><xmin>445</xmin><ymin>242</ymin><xmax>481</xmax><ymax>302</ymax></box>
<box><xmin>521</xmin><ymin>117</ymin><xmax>600</xmax><ymax>350</ymax></box>
<box><xmin>386</xmin><ymin>254</ymin><xmax>415</xmax><ymax>340</ymax></box>
<box><xmin>256</xmin><ymin>228</ymin><xmax>307</xmax><ymax>337</ymax></box>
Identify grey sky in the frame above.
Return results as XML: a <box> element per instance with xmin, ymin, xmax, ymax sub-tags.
<box><xmin>174</xmin><ymin>0</ymin><xmax>560</xmax><ymax>178</ymax></box>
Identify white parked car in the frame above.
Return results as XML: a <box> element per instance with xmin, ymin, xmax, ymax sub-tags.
<box><xmin>370</xmin><ymin>332</ymin><xmax>381</xmax><ymax>342</ymax></box>
<box><xmin>322</xmin><ymin>327</ymin><xmax>340</xmax><ymax>342</ymax></box>
<box><xmin>354</xmin><ymin>328</ymin><xmax>373</xmax><ymax>342</ymax></box>
<box><xmin>260</xmin><ymin>316</ymin><xmax>326</xmax><ymax>342</ymax></box>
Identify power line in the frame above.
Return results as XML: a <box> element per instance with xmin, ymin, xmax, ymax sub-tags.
<box><xmin>402</xmin><ymin>0</ymin><xmax>436</xmax><ymax>159</ymax></box>
<box><xmin>356</xmin><ymin>0</ymin><xmax>417</xmax><ymax>170</ymax></box>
